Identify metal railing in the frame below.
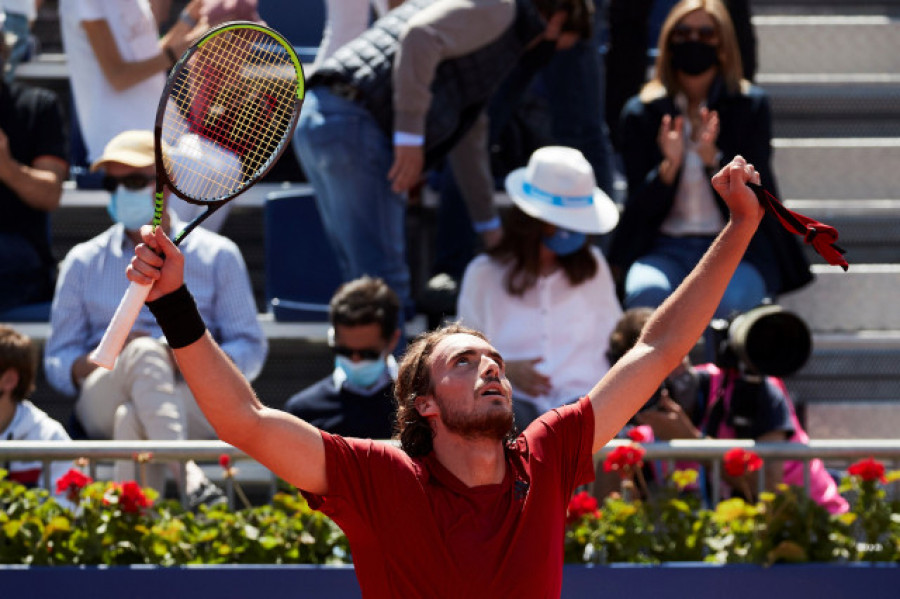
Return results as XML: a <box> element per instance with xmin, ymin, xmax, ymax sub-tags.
<box><xmin>3</xmin><ymin>439</ymin><xmax>900</xmax><ymax>508</ymax></box>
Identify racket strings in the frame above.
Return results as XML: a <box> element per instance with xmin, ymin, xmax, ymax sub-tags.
<box><xmin>161</xmin><ymin>27</ymin><xmax>299</xmax><ymax>202</ymax></box>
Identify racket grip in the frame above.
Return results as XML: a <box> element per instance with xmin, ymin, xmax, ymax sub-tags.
<box><xmin>89</xmin><ymin>281</ymin><xmax>153</xmax><ymax>369</ymax></box>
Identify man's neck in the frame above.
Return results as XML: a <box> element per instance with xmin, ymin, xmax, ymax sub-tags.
<box><xmin>431</xmin><ymin>433</ymin><xmax>507</xmax><ymax>487</ymax></box>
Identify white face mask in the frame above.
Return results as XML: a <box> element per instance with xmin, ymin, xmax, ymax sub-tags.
<box><xmin>108</xmin><ymin>187</ymin><xmax>155</xmax><ymax>230</ymax></box>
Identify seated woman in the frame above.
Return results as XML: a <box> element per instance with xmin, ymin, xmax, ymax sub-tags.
<box><xmin>608</xmin><ymin>0</ymin><xmax>811</xmax><ymax>321</ymax></box>
<box><xmin>457</xmin><ymin>146</ymin><xmax>621</xmax><ymax>429</ymax></box>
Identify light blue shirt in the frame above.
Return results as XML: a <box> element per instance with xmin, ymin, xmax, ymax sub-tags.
<box><xmin>44</xmin><ymin>213</ymin><xmax>267</xmax><ymax>396</ymax></box>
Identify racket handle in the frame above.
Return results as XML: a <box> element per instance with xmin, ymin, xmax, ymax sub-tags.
<box><xmin>89</xmin><ymin>281</ymin><xmax>153</xmax><ymax>369</ymax></box>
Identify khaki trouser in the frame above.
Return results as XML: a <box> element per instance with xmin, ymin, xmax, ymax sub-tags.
<box><xmin>75</xmin><ymin>336</ymin><xmax>215</xmax><ymax>493</ymax></box>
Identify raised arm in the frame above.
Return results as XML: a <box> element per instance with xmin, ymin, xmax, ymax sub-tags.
<box><xmin>588</xmin><ymin>156</ymin><xmax>765</xmax><ymax>452</ymax></box>
<box><xmin>128</xmin><ymin>226</ymin><xmax>328</xmax><ymax>494</ymax></box>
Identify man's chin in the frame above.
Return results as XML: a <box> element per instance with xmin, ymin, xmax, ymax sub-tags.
<box><xmin>443</xmin><ymin>407</ymin><xmax>515</xmax><ymax>441</ymax></box>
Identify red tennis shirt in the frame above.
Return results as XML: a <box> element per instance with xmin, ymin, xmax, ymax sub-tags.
<box><xmin>302</xmin><ymin>396</ymin><xmax>595</xmax><ymax>598</ymax></box>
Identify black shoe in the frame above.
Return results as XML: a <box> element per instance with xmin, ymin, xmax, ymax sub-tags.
<box><xmin>187</xmin><ymin>479</ymin><xmax>227</xmax><ymax>511</ymax></box>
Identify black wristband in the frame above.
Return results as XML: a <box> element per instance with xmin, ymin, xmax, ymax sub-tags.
<box><xmin>146</xmin><ymin>284</ymin><xmax>207</xmax><ymax>349</ymax></box>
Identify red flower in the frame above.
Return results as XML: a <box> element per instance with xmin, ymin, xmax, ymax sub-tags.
<box><xmin>55</xmin><ymin>468</ymin><xmax>93</xmax><ymax>502</ymax></box>
<box><xmin>566</xmin><ymin>491</ymin><xmax>601</xmax><ymax>524</ymax></box>
<box><xmin>627</xmin><ymin>425</ymin><xmax>654</xmax><ymax>443</ymax></box>
<box><xmin>847</xmin><ymin>457</ymin><xmax>886</xmax><ymax>483</ymax></box>
<box><xmin>723</xmin><ymin>448</ymin><xmax>763</xmax><ymax>477</ymax></box>
<box><xmin>106</xmin><ymin>481</ymin><xmax>152</xmax><ymax>513</ymax></box>
<box><xmin>219</xmin><ymin>454</ymin><xmax>231</xmax><ymax>469</ymax></box>
<box><xmin>603</xmin><ymin>444</ymin><xmax>646</xmax><ymax>479</ymax></box>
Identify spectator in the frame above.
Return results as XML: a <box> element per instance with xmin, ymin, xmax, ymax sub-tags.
<box><xmin>126</xmin><ymin>154</ymin><xmax>767</xmax><ymax>596</ymax></box>
<box><xmin>0</xmin><ymin>1</ymin><xmax>39</xmax><ymax>82</ymax></box>
<box><xmin>603</xmin><ymin>0</ymin><xmax>757</xmax><ymax>150</ymax></box>
<box><xmin>602</xmin><ymin>306</ymin><xmax>849</xmax><ymax>513</ymax></box>
<box><xmin>284</xmin><ymin>276</ymin><xmax>401</xmax><ymax>439</ymax></box>
<box><xmin>312</xmin><ymin>0</ymin><xmax>402</xmax><ymax>73</ymax></box>
<box><xmin>457</xmin><ymin>146</ymin><xmax>621</xmax><ymax>429</ymax></box>
<box><xmin>293</xmin><ymin>0</ymin><xmax>596</xmax><ymax>337</ymax></box>
<box><xmin>0</xmin><ymin>324</ymin><xmax>73</xmax><ymax>505</ymax></box>
<box><xmin>607</xmin><ymin>0</ymin><xmax>811</xmax><ymax>325</ymax></box>
<box><xmin>43</xmin><ymin>130</ymin><xmax>266</xmax><ymax>505</ymax></box>
<box><xmin>59</xmin><ymin>0</ymin><xmax>260</xmax><ymax>231</ymax></box>
<box><xmin>422</xmin><ymin>0</ymin><xmax>616</xmax><ymax>318</ymax></box>
<box><xmin>58</xmin><ymin>0</ymin><xmax>198</xmax><ymax>166</ymax></box>
<box><xmin>0</xmin><ymin>19</ymin><xmax>68</xmax><ymax>321</ymax></box>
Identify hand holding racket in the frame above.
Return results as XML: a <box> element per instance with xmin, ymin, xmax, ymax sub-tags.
<box><xmin>90</xmin><ymin>22</ymin><xmax>305</xmax><ymax>369</ymax></box>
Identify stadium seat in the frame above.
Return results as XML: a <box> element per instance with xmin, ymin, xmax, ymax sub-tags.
<box><xmin>263</xmin><ymin>188</ymin><xmax>342</xmax><ymax>321</ymax></box>
<box><xmin>257</xmin><ymin>1</ymin><xmax>326</xmax><ymax>64</ymax></box>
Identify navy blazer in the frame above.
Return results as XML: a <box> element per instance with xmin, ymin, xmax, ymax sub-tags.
<box><xmin>608</xmin><ymin>78</ymin><xmax>813</xmax><ymax>298</ymax></box>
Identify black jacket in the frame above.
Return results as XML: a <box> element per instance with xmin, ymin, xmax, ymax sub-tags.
<box><xmin>608</xmin><ymin>79</ymin><xmax>813</xmax><ymax>297</ymax></box>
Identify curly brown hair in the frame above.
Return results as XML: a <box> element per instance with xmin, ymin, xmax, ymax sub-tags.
<box><xmin>394</xmin><ymin>323</ymin><xmax>490</xmax><ymax>457</ymax></box>
<box><xmin>0</xmin><ymin>325</ymin><xmax>37</xmax><ymax>402</ymax></box>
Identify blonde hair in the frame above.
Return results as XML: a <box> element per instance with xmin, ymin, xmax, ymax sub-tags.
<box><xmin>640</xmin><ymin>0</ymin><xmax>746</xmax><ymax>102</ymax></box>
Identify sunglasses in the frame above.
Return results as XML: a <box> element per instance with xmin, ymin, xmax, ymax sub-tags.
<box><xmin>671</xmin><ymin>24</ymin><xmax>718</xmax><ymax>44</ymax></box>
<box><xmin>102</xmin><ymin>174</ymin><xmax>154</xmax><ymax>193</ymax></box>
<box><xmin>332</xmin><ymin>346</ymin><xmax>382</xmax><ymax>361</ymax></box>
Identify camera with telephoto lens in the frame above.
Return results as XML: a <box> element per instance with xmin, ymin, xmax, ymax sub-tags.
<box><xmin>709</xmin><ymin>304</ymin><xmax>812</xmax><ymax>378</ymax></box>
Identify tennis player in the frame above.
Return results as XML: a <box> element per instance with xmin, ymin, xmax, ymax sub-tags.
<box><xmin>128</xmin><ymin>156</ymin><xmax>764</xmax><ymax>597</ymax></box>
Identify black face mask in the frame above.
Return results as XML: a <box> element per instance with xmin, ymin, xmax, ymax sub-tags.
<box><xmin>670</xmin><ymin>40</ymin><xmax>718</xmax><ymax>76</ymax></box>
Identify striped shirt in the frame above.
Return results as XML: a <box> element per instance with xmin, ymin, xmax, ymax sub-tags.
<box><xmin>44</xmin><ymin>213</ymin><xmax>267</xmax><ymax>396</ymax></box>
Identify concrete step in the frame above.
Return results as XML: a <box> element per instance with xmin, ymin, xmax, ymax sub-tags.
<box><xmin>779</xmin><ymin>264</ymin><xmax>900</xmax><ymax>332</ymax></box>
<box><xmin>805</xmin><ymin>400</ymin><xmax>900</xmax><ymax>439</ymax></box>
<box><xmin>773</xmin><ymin>138</ymin><xmax>900</xmax><ymax>199</ymax></box>
<box><xmin>766</xmin><ymin>77</ymin><xmax>900</xmax><ymax>137</ymax></box>
<box><xmin>785</xmin><ymin>199</ymin><xmax>900</xmax><ymax>263</ymax></box>
<box><xmin>786</xmin><ymin>331</ymin><xmax>900</xmax><ymax>404</ymax></box>
<box><xmin>755</xmin><ymin>15</ymin><xmax>900</xmax><ymax>75</ymax></box>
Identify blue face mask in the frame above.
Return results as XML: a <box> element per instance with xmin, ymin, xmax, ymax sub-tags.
<box><xmin>108</xmin><ymin>187</ymin><xmax>155</xmax><ymax>231</ymax></box>
<box><xmin>542</xmin><ymin>227</ymin><xmax>587</xmax><ymax>256</ymax></box>
<box><xmin>335</xmin><ymin>355</ymin><xmax>387</xmax><ymax>389</ymax></box>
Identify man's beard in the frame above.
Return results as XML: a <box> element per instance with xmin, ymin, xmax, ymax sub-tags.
<box><xmin>436</xmin><ymin>394</ymin><xmax>515</xmax><ymax>441</ymax></box>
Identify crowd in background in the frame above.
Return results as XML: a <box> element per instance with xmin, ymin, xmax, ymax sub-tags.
<box><xmin>0</xmin><ymin>0</ymin><xmax>822</xmax><ymax>510</ymax></box>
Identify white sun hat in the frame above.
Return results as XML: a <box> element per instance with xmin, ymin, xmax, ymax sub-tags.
<box><xmin>504</xmin><ymin>146</ymin><xmax>619</xmax><ymax>234</ymax></box>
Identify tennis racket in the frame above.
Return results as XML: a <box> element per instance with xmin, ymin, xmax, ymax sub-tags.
<box><xmin>90</xmin><ymin>21</ymin><xmax>305</xmax><ymax>369</ymax></box>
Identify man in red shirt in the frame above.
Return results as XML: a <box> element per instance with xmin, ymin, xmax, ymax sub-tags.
<box><xmin>125</xmin><ymin>156</ymin><xmax>765</xmax><ymax>597</ymax></box>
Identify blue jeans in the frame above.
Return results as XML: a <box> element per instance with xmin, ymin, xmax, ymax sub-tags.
<box><xmin>624</xmin><ymin>235</ymin><xmax>767</xmax><ymax>320</ymax></box>
<box><xmin>293</xmin><ymin>88</ymin><xmax>411</xmax><ymax>318</ymax></box>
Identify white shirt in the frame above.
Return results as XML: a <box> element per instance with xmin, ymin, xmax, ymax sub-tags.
<box><xmin>660</xmin><ymin>97</ymin><xmax>725</xmax><ymax>237</ymax></box>
<box><xmin>44</xmin><ymin>212</ymin><xmax>267</xmax><ymax>397</ymax></box>
<box><xmin>59</xmin><ymin>0</ymin><xmax>164</xmax><ymax>163</ymax></box>
<box><xmin>1</xmin><ymin>400</ymin><xmax>71</xmax><ymax>503</ymax></box>
<box><xmin>457</xmin><ymin>247</ymin><xmax>623</xmax><ymax>413</ymax></box>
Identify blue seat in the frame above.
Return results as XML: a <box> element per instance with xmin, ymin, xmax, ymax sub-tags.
<box><xmin>257</xmin><ymin>0</ymin><xmax>326</xmax><ymax>64</ymax></box>
<box><xmin>264</xmin><ymin>188</ymin><xmax>343</xmax><ymax>321</ymax></box>
<box><xmin>0</xmin><ymin>301</ymin><xmax>52</xmax><ymax>322</ymax></box>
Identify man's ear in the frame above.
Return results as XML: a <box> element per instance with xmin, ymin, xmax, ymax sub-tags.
<box><xmin>414</xmin><ymin>394</ymin><xmax>437</xmax><ymax>418</ymax></box>
<box><xmin>386</xmin><ymin>328</ymin><xmax>402</xmax><ymax>356</ymax></box>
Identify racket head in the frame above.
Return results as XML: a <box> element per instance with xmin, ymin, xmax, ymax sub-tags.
<box><xmin>154</xmin><ymin>21</ymin><xmax>305</xmax><ymax>208</ymax></box>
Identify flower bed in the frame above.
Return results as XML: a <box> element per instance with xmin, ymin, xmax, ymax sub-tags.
<box><xmin>1</xmin><ymin>453</ymin><xmax>899</xmax><ymax>567</ymax></box>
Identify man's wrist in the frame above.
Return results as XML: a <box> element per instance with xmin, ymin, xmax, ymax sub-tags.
<box><xmin>146</xmin><ymin>284</ymin><xmax>207</xmax><ymax>349</ymax></box>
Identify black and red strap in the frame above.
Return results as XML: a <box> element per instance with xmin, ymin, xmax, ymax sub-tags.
<box><xmin>748</xmin><ymin>182</ymin><xmax>849</xmax><ymax>271</ymax></box>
